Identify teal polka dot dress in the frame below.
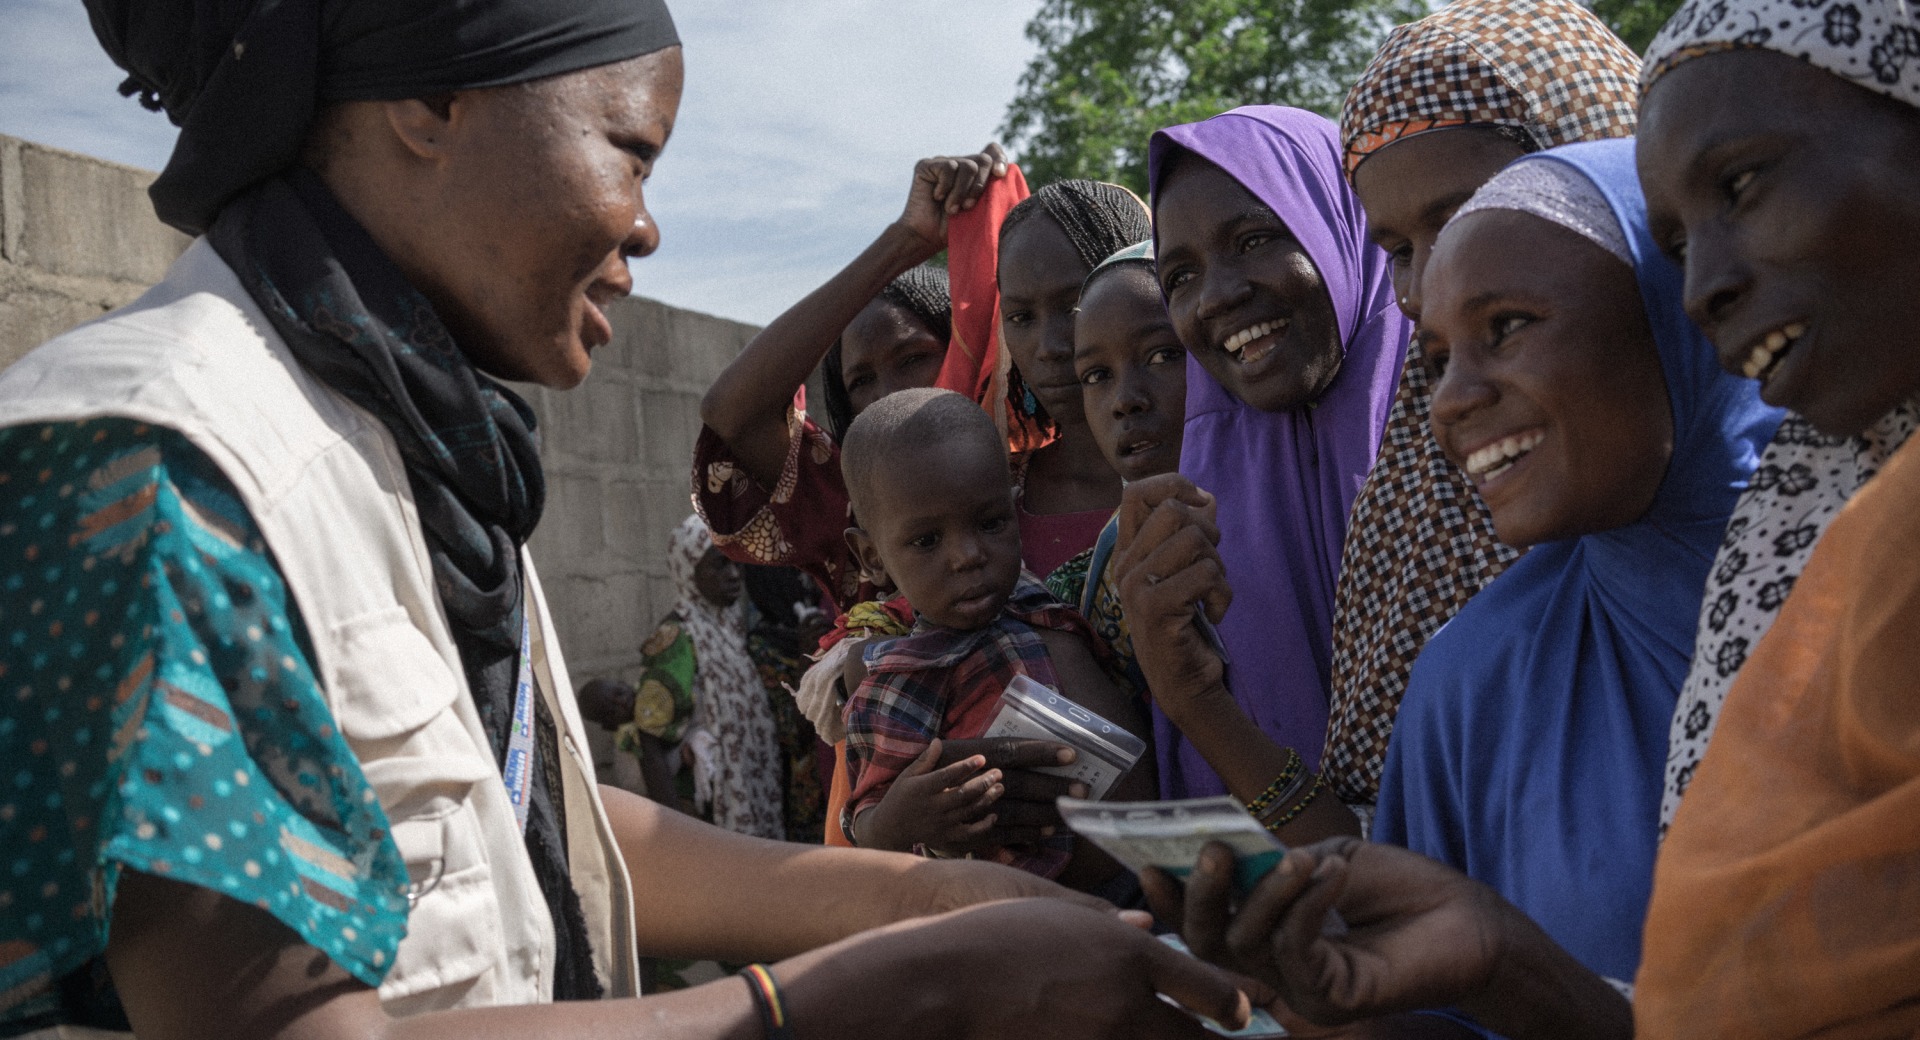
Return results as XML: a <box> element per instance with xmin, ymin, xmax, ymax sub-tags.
<box><xmin>0</xmin><ymin>419</ymin><xmax>407</xmax><ymax>1031</ymax></box>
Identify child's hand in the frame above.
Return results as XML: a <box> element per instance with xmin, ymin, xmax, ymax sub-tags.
<box><xmin>856</xmin><ymin>739</ymin><xmax>1006</xmax><ymax>855</ymax></box>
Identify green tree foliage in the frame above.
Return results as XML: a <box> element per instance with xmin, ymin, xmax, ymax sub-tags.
<box><xmin>1000</xmin><ymin>0</ymin><xmax>1424</xmax><ymax>195</ymax></box>
<box><xmin>1000</xmin><ymin>0</ymin><xmax>1685</xmax><ymax>197</ymax></box>
<box><xmin>1588</xmin><ymin>0</ymin><xmax>1684</xmax><ymax>51</ymax></box>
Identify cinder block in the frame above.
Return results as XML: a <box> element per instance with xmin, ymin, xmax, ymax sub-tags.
<box><xmin>0</xmin><ymin>282</ymin><xmax>119</xmax><ymax>371</ymax></box>
<box><xmin>556</xmin><ymin>568</ymin><xmax>651</xmax><ymax>672</ymax></box>
<box><xmin>639</xmin><ymin>388</ymin><xmax>687</xmax><ymax>471</ymax></box>
<box><xmin>646</xmin><ymin>572</ymin><xmax>680</xmax><ymax>624</ymax></box>
<box><xmin>669</xmin><ymin>309</ymin><xmax>752</xmax><ymax>388</ymax></box>
<box><xmin>643</xmin><ymin>475</ymin><xmax>699</xmax><ymax>562</ymax></box>
<box><xmin>16</xmin><ymin>141</ymin><xmax>188</xmax><ymax>284</ymax></box>
<box><xmin>601</xmin><ymin>478</ymin><xmax>652</xmax><ymax>561</ymax></box>
<box><xmin>531</xmin><ymin>470</ymin><xmax>607</xmax><ymax>564</ymax></box>
<box><xmin>1</xmin><ymin>138</ymin><xmax>22</xmax><ymax>263</ymax></box>
<box><xmin>610</xmin><ymin>296</ymin><xmax>676</xmax><ymax>378</ymax></box>
<box><xmin>581</xmin><ymin>374</ymin><xmax>643</xmax><ymax>465</ymax></box>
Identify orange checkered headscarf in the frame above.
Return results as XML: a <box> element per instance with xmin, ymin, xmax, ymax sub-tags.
<box><xmin>1338</xmin><ymin>0</ymin><xmax>1641</xmax><ymax>178</ymax></box>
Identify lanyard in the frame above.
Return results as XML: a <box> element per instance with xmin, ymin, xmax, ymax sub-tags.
<box><xmin>502</xmin><ymin>614</ymin><xmax>537</xmax><ymax>835</ymax></box>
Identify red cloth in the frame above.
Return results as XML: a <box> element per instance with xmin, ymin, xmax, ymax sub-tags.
<box><xmin>936</xmin><ymin>166</ymin><xmax>1053</xmax><ymax>456</ymax></box>
<box><xmin>693</xmin><ymin>411</ymin><xmax>875</xmax><ymax>615</ymax></box>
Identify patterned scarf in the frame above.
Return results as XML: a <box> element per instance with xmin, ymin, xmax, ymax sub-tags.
<box><xmin>1320</xmin><ymin>0</ymin><xmax>1642</xmax><ymax>811</ymax></box>
<box><xmin>1644</xmin><ymin>0</ymin><xmax>1920</xmax><ymax>107</ymax></box>
<box><xmin>1339</xmin><ymin>0</ymin><xmax>1642</xmax><ymax>175</ymax></box>
<box><xmin>668</xmin><ymin>515</ymin><xmax>784</xmax><ymax>839</ymax></box>
<box><xmin>1643</xmin><ymin>0</ymin><xmax>1920</xmax><ymax>833</ymax></box>
<box><xmin>209</xmin><ymin>169</ymin><xmax>601</xmax><ymax>1000</ymax></box>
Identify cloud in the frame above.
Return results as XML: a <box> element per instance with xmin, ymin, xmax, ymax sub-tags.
<box><xmin>640</xmin><ymin>0</ymin><xmax>1041</xmax><ymax>322</ymax></box>
<box><xmin>0</xmin><ymin>0</ymin><xmax>1042</xmax><ymax>325</ymax></box>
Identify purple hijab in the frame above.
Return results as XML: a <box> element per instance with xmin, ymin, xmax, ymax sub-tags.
<box><xmin>1147</xmin><ymin>107</ymin><xmax>1409</xmax><ymax>798</ymax></box>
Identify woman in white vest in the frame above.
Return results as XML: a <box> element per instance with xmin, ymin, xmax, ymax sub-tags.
<box><xmin>0</xmin><ymin>1</ymin><xmax>1252</xmax><ymax>1037</ymax></box>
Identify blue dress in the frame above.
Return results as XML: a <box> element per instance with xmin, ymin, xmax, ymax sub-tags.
<box><xmin>1373</xmin><ymin>140</ymin><xmax>1782</xmax><ymax>997</ymax></box>
<box><xmin>0</xmin><ymin>418</ymin><xmax>407</xmax><ymax>1032</ymax></box>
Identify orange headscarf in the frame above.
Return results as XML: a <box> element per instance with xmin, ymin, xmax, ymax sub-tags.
<box><xmin>1636</xmin><ymin>438</ymin><xmax>1920</xmax><ymax>1038</ymax></box>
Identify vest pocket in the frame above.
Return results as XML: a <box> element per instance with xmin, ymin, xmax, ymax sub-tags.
<box><xmin>322</xmin><ymin>608</ymin><xmax>507</xmax><ymax>1005</ymax></box>
<box><xmin>378</xmin><ymin>804</ymin><xmax>505</xmax><ymax>1006</ymax></box>
<box><xmin>327</xmin><ymin>607</ymin><xmax>461</xmax><ymax>741</ymax></box>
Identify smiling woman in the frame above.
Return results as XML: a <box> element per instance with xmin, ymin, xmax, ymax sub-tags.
<box><xmin>0</xmin><ymin>1</ymin><xmax>1261</xmax><ymax>1037</ymax></box>
<box><xmin>1629</xmin><ymin>2</ymin><xmax>1920</xmax><ymax>1033</ymax></box>
<box><xmin>1374</xmin><ymin>139</ymin><xmax>1780</xmax><ymax>1006</ymax></box>
<box><xmin>1324</xmin><ymin>0</ymin><xmax>1644</xmax><ymax>820</ymax></box>
<box><xmin>1126</xmin><ymin>107</ymin><xmax>1409</xmax><ymax>806</ymax></box>
<box><xmin>1635</xmin><ymin>20</ymin><xmax>1920</xmax><ymax>838</ymax></box>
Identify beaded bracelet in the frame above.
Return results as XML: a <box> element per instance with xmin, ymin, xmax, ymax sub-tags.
<box><xmin>739</xmin><ymin>963</ymin><xmax>795</xmax><ymax>1040</ymax></box>
<box><xmin>1262</xmin><ymin>772</ymin><xmax>1328</xmax><ymax>833</ymax></box>
<box><xmin>1243</xmin><ymin>748</ymin><xmax>1304</xmax><ymax>817</ymax></box>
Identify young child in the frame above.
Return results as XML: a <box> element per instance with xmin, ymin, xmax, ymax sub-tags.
<box><xmin>838</xmin><ymin>388</ymin><xmax>1152</xmax><ymax>887</ymax></box>
<box><xmin>1047</xmin><ymin>240</ymin><xmax>1186</xmax><ymax>696</ymax></box>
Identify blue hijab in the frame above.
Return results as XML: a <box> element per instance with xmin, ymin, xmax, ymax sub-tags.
<box><xmin>1372</xmin><ymin>139</ymin><xmax>1781</xmax><ymax>986</ymax></box>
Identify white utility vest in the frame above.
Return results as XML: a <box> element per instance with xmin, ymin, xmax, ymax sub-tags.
<box><xmin>0</xmin><ymin>239</ymin><xmax>640</xmax><ymax>1020</ymax></box>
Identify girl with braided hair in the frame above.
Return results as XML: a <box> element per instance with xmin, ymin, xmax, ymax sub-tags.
<box><xmin>819</xmin><ymin>266</ymin><xmax>953</xmax><ymax>443</ymax></box>
<box><xmin>997</xmin><ymin>180</ymin><xmax>1155</xmax><ymax>576</ymax></box>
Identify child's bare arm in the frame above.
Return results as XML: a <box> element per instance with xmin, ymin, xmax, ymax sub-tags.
<box><xmin>1037</xmin><ymin>628</ymin><xmax>1157</xmax><ymax>803</ymax></box>
<box><xmin>636</xmin><ymin>732</ymin><xmax>689</xmax><ymax>815</ymax></box>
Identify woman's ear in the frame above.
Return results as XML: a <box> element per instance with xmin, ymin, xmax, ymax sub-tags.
<box><xmin>381</xmin><ymin>94</ymin><xmax>462</xmax><ymax>161</ymax></box>
<box><xmin>845</xmin><ymin>527</ymin><xmax>889</xmax><ymax>588</ymax></box>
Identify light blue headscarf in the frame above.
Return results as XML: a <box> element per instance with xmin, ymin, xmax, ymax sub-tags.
<box><xmin>1372</xmin><ymin>138</ymin><xmax>1782</xmax><ymax>986</ymax></box>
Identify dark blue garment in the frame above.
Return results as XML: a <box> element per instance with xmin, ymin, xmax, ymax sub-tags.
<box><xmin>1372</xmin><ymin>139</ymin><xmax>1783</xmax><ymax>987</ymax></box>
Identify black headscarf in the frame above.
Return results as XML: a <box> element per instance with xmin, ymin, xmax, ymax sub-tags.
<box><xmin>86</xmin><ymin>0</ymin><xmax>680</xmax><ymax>234</ymax></box>
<box><xmin>820</xmin><ymin>264</ymin><xmax>952</xmax><ymax>440</ymax></box>
<box><xmin>89</xmin><ymin>0</ymin><xmax>680</xmax><ymax>1002</ymax></box>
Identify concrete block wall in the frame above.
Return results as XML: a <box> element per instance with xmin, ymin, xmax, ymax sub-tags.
<box><xmin>0</xmin><ymin>136</ymin><xmax>193</xmax><ymax>368</ymax></box>
<box><xmin>517</xmin><ymin>298</ymin><xmax>759</xmax><ymax>688</ymax></box>
<box><xmin>0</xmin><ymin>132</ymin><xmax>759</xmax><ymax>708</ymax></box>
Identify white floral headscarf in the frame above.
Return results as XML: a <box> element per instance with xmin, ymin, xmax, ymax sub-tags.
<box><xmin>1644</xmin><ymin>0</ymin><xmax>1920</xmax><ymax>111</ymax></box>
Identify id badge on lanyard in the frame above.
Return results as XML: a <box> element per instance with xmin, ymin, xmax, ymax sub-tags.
<box><xmin>502</xmin><ymin>614</ymin><xmax>537</xmax><ymax>835</ymax></box>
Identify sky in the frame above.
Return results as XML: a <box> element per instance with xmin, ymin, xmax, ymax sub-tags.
<box><xmin>0</xmin><ymin>0</ymin><xmax>1043</xmax><ymax>326</ymax></box>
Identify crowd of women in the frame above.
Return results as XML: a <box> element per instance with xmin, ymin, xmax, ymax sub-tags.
<box><xmin>0</xmin><ymin>0</ymin><xmax>1916</xmax><ymax>1036</ymax></box>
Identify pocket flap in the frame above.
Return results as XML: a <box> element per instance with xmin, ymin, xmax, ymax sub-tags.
<box><xmin>326</xmin><ymin>608</ymin><xmax>461</xmax><ymax>741</ymax></box>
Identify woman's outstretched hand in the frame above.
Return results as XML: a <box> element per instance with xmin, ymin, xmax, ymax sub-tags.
<box><xmin>793</xmin><ymin>897</ymin><xmax>1256</xmax><ymax>1040</ymax></box>
<box><xmin>897</xmin><ymin>143</ymin><xmax>1010</xmax><ymax>255</ymax></box>
<box><xmin>1142</xmin><ymin>838</ymin><xmax>1633</xmax><ymax>1040</ymax></box>
<box><xmin>1144</xmin><ymin>838</ymin><xmax>1505</xmax><ymax>1025</ymax></box>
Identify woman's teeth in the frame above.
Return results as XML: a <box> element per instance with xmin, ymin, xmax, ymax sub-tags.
<box><xmin>1224</xmin><ymin>319</ymin><xmax>1288</xmax><ymax>363</ymax></box>
<box><xmin>1464</xmin><ymin>430</ymin><xmax>1545</xmax><ymax>483</ymax></box>
<box><xmin>1742</xmin><ymin>322</ymin><xmax>1807</xmax><ymax>381</ymax></box>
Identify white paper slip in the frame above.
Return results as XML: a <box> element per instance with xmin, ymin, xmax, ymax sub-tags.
<box><xmin>982</xmin><ymin>674</ymin><xmax>1145</xmax><ymax>800</ymax></box>
<box><xmin>1157</xmin><ymin>934</ymin><xmax>1290</xmax><ymax>1038</ymax></box>
<box><xmin>1057</xmin><ymin>795</ymin><xmax>1287</xmax><ymax>893</ymax></box>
